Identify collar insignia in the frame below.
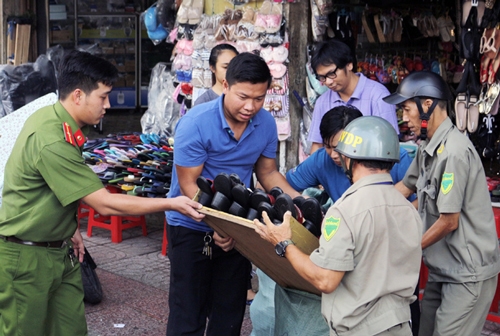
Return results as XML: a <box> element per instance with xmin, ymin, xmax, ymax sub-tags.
<box><xmin>437</xmin><ymin>143</ymin><xmax>445</xmax><ymax>154</ymax></box>
<box><xmin>74</xmin><ymin>129</ymin><xmax>86</xmax><ymax>147</ymax></box>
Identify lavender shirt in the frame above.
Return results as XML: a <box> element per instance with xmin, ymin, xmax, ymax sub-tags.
<box><xmin>307</xmin><ymin>73</ymin><xmax>399</xmax><ymax>144</ymax></box>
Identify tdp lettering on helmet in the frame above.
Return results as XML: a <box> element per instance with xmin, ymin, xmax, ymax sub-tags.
<box><xmin>339</xmin><ymin>130</ymin><xmax>363</xmax><ymax>147</ymax></box>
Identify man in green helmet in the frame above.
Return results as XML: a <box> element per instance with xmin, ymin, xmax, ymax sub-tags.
<box><xmin>255</xmin><ymin>116</ymin><xmax>423</xmax><ymax>336</ymax></box>
<box><xmin>384</xmin><ymin>71</ymin><xmax>500</xmax><ymax>336</ymax></box>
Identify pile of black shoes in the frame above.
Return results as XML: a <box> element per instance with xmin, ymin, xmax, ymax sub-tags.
<box><xmin>196</xmin><ymin>172</ymin><xmax>324</xmax><ymax>238</ymax></box>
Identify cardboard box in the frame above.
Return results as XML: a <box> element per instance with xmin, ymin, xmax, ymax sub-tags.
<box><xmin>80</xmin><ymin>29</ymin><xmax>135</xmax><ymax>39</ymax></box>
<box><xmin>126</xmin><ymin>43</ymin><xmax>135</xmax><ymax>53</ymax></box>
<box><xmin>50</xmin><ymin>30</ymin><xmax>72</xmax><ymax>43</ymax></box>
<box><xmin>125</xmin><ymin>59</ymin><xmax>135</xmax><ymax>67</ymax></box>
<box><xmin>101</xmin><ymin>47</ymin><xmax>114</xmax><ymax>54</ymax></box>
<box><xmin>49</xmin><ymin>12</ymin><xmax>67</xmax><ymax>20</ymax></box>
<box><xmin>114</xmin><ymin>47</ymin><xmax>125</xmax><ymax>54</ymax></box>
<box><xmin>198</xmin><ymin>205</ymin><xmax>320</xmax><ymax>295</ymax></box>
<box><xmin>124</xmin><ymin>74</ymin><xmax>135</xmax><ymax>86</ymax></box>
<box><xmin>49</xmin><ymin>4</ymin><xmax>66</xmax><ymax>12</ymax></box>
<box><xmin>114</xmin><ymin>78</ymin><xmax>126</xmax><ymax>87</ymax></box>
<box><xmin>115</xmin><ymin>64</ymin><xmax>126</xmax><ymax>72</ymax></box>
<box><xmin>126</xmin><ymin>78</ymin><xmax>135</xmax><ymax>87</ymax></box>
<box><xmin>125</xmin><ymin>64</ymin><xmax>135</xmax><ymax>72</ymax></box>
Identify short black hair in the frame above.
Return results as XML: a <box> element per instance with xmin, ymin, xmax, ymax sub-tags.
<box><xmin>209</xmin><ymin>43</ymin><xmax>238</xmax><ymax>86</ymax></box>
<box><xmin>209</xmin><ymin>43</ymin><xmax>239</xmax><ymax>68</ymax></box>
<box><xmin>225</xmin><ymin>52</ymin><xmax>271</xmax><ymax>88</ymax></box>
<box><xmin>58</xmin><ymin>50</ymin><xmax>118</xmax><ymax>100</ymax></box>
<box><xmin>310</xmin><ymin>40</ymin><xmax>353</xmax><ymax>73</ymax></box>
<box><xmin>354</xmin><ymin>159</ymin><xmax>394</xmax><ymax>172</ymax></box>
<box><xmin>319</xmin><ymin>105</ymin><xmax>363</xmax><ymax>143</ymax></box>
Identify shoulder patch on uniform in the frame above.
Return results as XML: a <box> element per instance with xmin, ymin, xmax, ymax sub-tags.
<box><xmin>441</xmin><ymin>172</ymin><xmax>454</xmax><ymax>194</ymax></box>
<box><xmin>62</xmin><ymin>122</ymin><xmax>75</xmax><ymax>146</ymax></box>
<box><xmin>437</xmin><ymin>143</ymin><xmax>445</xmax><ymax>154</ymax></box>
<box><xmin>323</xmin><ymin>216</ymin><xmax>340</xmax><ymax>241</ymax></box>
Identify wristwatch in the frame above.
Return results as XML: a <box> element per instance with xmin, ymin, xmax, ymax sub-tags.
<box><xmin>275</xmin><ymin>239</ymin><xmax>295</xmax><ymax>257</ymax></box>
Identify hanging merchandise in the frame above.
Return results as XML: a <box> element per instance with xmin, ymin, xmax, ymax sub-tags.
<box><xmin>156</xmin><ymin>0</ymin><xmax>177</xmax><ymax>31</ymax></box>
<box><xmin>141</xmin><ymin>63</ymin><xmax>180</xmax><ymax>138</ymax></box>
<box><xmin>310</xmin><ymin>0</ymin><xmax>330</xmax><ymax>41</ymax></box>
<box><xmin>455</xmin><ymin>0</ymin><xmax>485</xmax><ymax>134</ymax></box>
<box><xmin>215</xmin><ymin>8</ymin><xmax>243</xmax><ymax>41</ymax></box>
<box><xmin>143</xmin><ymin>3</ymin><xmax>169</xmax><ymax>45</ymax></box>
<box><xmin>175</xmin><ymin>0</ymin><xmax>204</xmax><ymax>38</ymax></box>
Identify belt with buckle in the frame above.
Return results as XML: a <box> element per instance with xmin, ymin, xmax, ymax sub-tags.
<box><xmin>0</xmin><ymin>235</ymin><xmax>67</xmax><ymax>248</ymax></box>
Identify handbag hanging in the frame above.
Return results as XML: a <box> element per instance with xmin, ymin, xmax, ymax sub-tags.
<box><xmin>81</xmin><ymin>246</ymin><xmax>103</xmax><ymax>304</ymax></box>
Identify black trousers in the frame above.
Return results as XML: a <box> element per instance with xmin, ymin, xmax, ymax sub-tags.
<box><xmin>166</xmin><ymin>224</ymin><xmax>251</xmax><ymax>336</ymax></box>
<box><xmin>411</xmin><ymin>281</ymin><xmax>420</xmax><ymax>336</ymax></box>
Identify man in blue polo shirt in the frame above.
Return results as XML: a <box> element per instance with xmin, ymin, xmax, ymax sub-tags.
<box><xmin>288</xmin><ymin>106</ymin><xmax>414</xmax><ymax>203</ymax></box>
<box><xmin>166</xmin><ymin>52</ymin><xmax>297</xmax><ymax>336</ymax></box>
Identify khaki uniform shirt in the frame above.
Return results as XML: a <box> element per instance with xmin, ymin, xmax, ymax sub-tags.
<box><xmin>310</xmin><ymin>173</ymin><xmax>422</xmax><ymax>336</ymax></box>
<box><xmin>0</xmin><ymin>102</ymin><xmax>103</xmax><ymax>242</ymax></box>
<box><xmin>403</xmin><ymin>117</ymin><xmax>500</xmax><ymax>283</ymax></box>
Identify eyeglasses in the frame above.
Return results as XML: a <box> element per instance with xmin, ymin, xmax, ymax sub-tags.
<box><xmin>316</xmin><ymin>67</ymin><xmax>339</xmax><ymax>82</ymax></box>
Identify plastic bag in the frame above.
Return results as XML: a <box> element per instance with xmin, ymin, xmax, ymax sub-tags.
<box><xmin>46</xmin><ymin>44</ymin><xmax>65</xmax><ymax>77</ymax></box>
<box><xmin>274</xmin><ymin>285</ymin><xmax>328</xmax><ymax>335</ymax></box>
<box><xmin>81</xmin><ymin>247</ymin><xmax>103</xmax><ymax>304</ymax></box>
<box><xmin>142</xmin><ymin>2</ymin><xmax>171</xmax><ymax>45</ymax></box>
<box><xmin>0</xmin><ymin>54</ymin><xmax>57</xmax><ymax>116</ymax></box>
<box><xmin>141</xmin><ymin>62</ymin><xmax>180</xmax><ymax>138</ymax></box>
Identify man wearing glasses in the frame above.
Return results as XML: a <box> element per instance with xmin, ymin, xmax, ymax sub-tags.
<box><xmin>307</xmin><ymin>40</ymin><xmax>399</xmax><ymax>153</ymax></box>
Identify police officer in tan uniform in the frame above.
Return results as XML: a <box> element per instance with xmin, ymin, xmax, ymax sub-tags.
<box><xmin>255</xmin><ymin>116</ymin><xmax>422</xmax><ymax>336</ymax></box>
<box><xmin>384</xmin><ymin>71</ymin><xmax>500</xmax><ymax>336</ymax></box>
<box><xmin>0</xmin><ymin>50</ymin><xmax>204</xmax><ymax>336</ymax></box>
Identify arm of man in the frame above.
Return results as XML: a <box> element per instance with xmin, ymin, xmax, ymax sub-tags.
<box><xmin>421</xmin><ymin>212</ymin><xmax>459</xmax><ymax>250</ymax></box>
<box><xmin>310</xmin><ymin>142</ymin><xmax>322</xmax><ymax>154</ymax></box>
<box><xmin>254</xmin><ymin>155</ymin><xmax>301</xmax><ymax>198</ymax></box>
<box><xmin>176</xmin><ymin>164</ymin><xmax>204</xmax><ymax>199</ymax></box>
<box><xmin>175</xmin><ymin>163</ymin><xmax>236</xmax><ymax>251</ymax></box>
<box><xmin>255</xmin><ymin>212</ymin><xmax>344</xmax><ymax>293</ymax></box>
<box><xmin>82</xmin><ymin>188</ymin><xmax>204</xmax><ymax>221</ymax></box>
<box><xmin>395</xmin><ymin>181</ymin><xmax>415</xmax><ymax>199</ymax></box>
<box><xmin>175</xmin><ymin>164</ymin><xmax>236</xmax><ymax>251</ymax></box>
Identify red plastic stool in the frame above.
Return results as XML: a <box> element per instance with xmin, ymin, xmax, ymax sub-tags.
<box><xmin>419</xmin><ymin>260</ymin><xmax>429</xmax><ymax>301</ymax></box>
<box><xmin>487</xmin><ymin>207</ymin><xmax>500</xmax><ymax>322</ymax></box>
<box><xmin>77</xmin><ymin>202</ymin><xmax>91</xmax><ymax>228</ymax></box>
<box><xmin>86</xmin><ymin>206</ymin><xmax>147</xmax><ymax>243</ymax></box>
<box><xmin>162</xmin><ymin>218</ymin><xmax>169</xmax><ymax>256</ymax></box>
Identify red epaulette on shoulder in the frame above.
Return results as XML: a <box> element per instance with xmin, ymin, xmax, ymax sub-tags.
<box><xmin>62</xmin><ymin>122</ymin><xmax>75</xmax><ymax>146</ymax></box>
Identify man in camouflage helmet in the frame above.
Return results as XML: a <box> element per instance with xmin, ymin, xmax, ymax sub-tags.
<box><xmin>384</xmin><ymin>71</ymin><xmax>500</xmax><ymax>335</ymax></box>
<box><xmin>255</xmin><ymin>116</ymin><xmax>422</xmax><ymax>336</ymax></box>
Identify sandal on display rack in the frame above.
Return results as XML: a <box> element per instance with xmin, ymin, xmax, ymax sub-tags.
<box><xmin>455</xmin><ymin>92</ymin><xmax>468</xmax><ymax>132</ymax></box>
<box><xmin>467</xmin><ymin>94</ymin><xmax>480</xmax><ymax>133</ymax></box>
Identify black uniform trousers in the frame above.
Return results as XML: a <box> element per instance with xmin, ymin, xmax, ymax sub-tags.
<box><xmin>166</xmin><ymin>224</ymin><xmax>251</xmax><ymax>336</ymax></box>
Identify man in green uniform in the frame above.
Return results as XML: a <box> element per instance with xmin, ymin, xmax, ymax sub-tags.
<box><xmin>384</xmin><ymin>71</ymin><xmax>500</xmax><ymax>336</ymax></box>
<box><xmin>0</xmin><ymin>50</ymin><xmax>204</xmax><ymax>336</ymax></box>
<box><xmin>255</xmin><ymin>116</ymin><xmax>422</xmax><ymax>335</ymax></box>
